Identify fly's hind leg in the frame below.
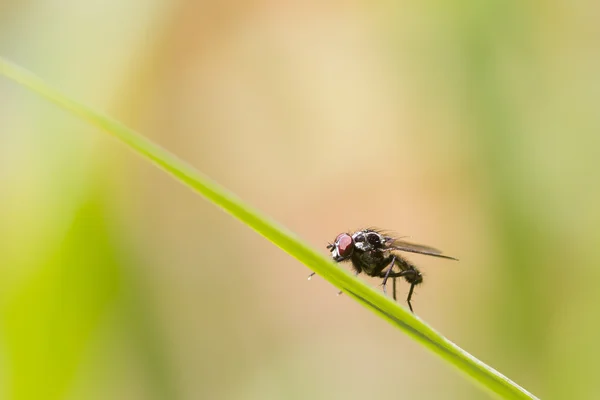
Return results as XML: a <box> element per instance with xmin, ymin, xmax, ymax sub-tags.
<box><xmin>406</xmin><ymin>281</ymin><xmax>416</xmax><ymax>313</ymax></box>
<box><xmin>380</xmin><ymin>256</ymin><xmax>423</xmax><ymax>313</ymax></box>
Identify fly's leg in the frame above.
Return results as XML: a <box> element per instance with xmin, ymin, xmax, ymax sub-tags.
<box><xmin>379</xmin><ymin>256</ymin><xmax>423</xmax><ymax>313</ymax></box>
<box><xmin>390</xmin><ymin>269</ymin><xmax>418</xmax><ymax>313</ymax></box>
<box><xmin>395</xmin><ymin>266</ymin><xmax>422</xmax><ymax>313</ymax></box>
<box><xmin>406</xmin><ymin>281</ymin><xmax>416</xmax><ymax>313</ymax></box>
<box><xmin>381</xmin><ymin>256</ymin><xmax>396</xmax><ymax>296</ymax></box>
<box><xmin>337</xmin><ymin>271</ymin><xmax>359</xmax><ymax>296</ymax></box>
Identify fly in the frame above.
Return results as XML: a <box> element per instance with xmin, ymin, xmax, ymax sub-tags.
<box><xmin>309</xmin><ymin>229</ymin><xmax>458</xmax><ymax>313</ymax></box>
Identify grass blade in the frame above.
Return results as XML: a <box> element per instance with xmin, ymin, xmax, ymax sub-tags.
<box><xmin>0</xmin><ymin>57</ymin><xmax>538</xmax><ymax>400</ymax></box>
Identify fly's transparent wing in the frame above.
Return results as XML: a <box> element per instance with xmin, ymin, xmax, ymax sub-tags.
<box><xmin>384</xmin><ymin>237</ymin><xmax>458</xmax><ymax>261</ymax></box>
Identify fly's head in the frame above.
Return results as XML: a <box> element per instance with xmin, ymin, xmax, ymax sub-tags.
<box><xmin>327</xmin><ymin>233</ymin><xmax>355</xmax><ymax>262</ymax></box>
<box><xmin>328</xmin><ymin>230</ymin><xmax>390</xmax><ymax>262</ymax></box>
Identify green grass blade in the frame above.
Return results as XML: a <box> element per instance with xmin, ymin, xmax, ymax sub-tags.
<box><xmin>0</xmin><ymin>57</ymin><xmax>538</xmax><ymax>400</ymax></box>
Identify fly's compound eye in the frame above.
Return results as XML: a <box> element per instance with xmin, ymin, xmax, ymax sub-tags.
<box><xmin>334</xmin><ymin>233</ymin><xmax>354</xmax><ymax>259</ymax></box>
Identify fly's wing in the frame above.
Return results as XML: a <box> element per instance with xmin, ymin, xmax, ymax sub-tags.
<box><xmin>383</xmin><ymin>237</ymin><xmax>458</xmax><ymax>261</ymax></box>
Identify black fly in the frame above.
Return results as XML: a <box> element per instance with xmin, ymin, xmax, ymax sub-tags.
<box><xmin>310</xmin><ymin>229</ymin><xmax>458</xmax><ymax>313</ymax></box>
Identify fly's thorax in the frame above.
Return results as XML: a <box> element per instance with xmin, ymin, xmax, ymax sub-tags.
<box><xmin>351</xmin><ymin>231</ymin><xmax>370</xmax><ymax>252</ymax></box>
<box><xmin>351</xmin><ymin>230</ymin><xmax>386</xmax><ymax>252</ymax></box>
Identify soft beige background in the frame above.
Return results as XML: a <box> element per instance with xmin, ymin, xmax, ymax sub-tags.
<box><xmin>1</xmin><ymin>1</ymin><xmax>600</xmax><ymax>399</ymax></box>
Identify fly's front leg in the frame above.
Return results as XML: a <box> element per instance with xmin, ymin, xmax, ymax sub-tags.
<box><xmin>381</xmin><ymin>256</ymin><xmax>396</xmax><ymax>296</ymax></box>
<box><xmin>338</xmin><ymin>271</ymin><xmax>359</xmax><ymax>296</ymax></box>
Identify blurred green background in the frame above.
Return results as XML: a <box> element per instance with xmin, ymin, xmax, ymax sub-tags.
<box><xmin>1</xmin><ymin>1</ymin><xmax>600</xmax><ymax>399</ymax></box>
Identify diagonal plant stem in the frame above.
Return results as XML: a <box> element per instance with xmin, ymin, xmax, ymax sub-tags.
<box><xmin>0</xmin><ymin>57</ymin><xmax>539</xmax><ymax>400</ymax></box>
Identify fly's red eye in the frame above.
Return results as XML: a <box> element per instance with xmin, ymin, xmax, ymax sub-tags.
<box><xmin>335</xmin><ymin>233</ymin><xmax>354</xmax><ymax>257</ymax></box>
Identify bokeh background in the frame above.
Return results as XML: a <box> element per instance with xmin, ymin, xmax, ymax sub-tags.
<box><xmin>1</xmin><ymin>1</ymin><xmax>600</xmax><ymax>399</ymax></box>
